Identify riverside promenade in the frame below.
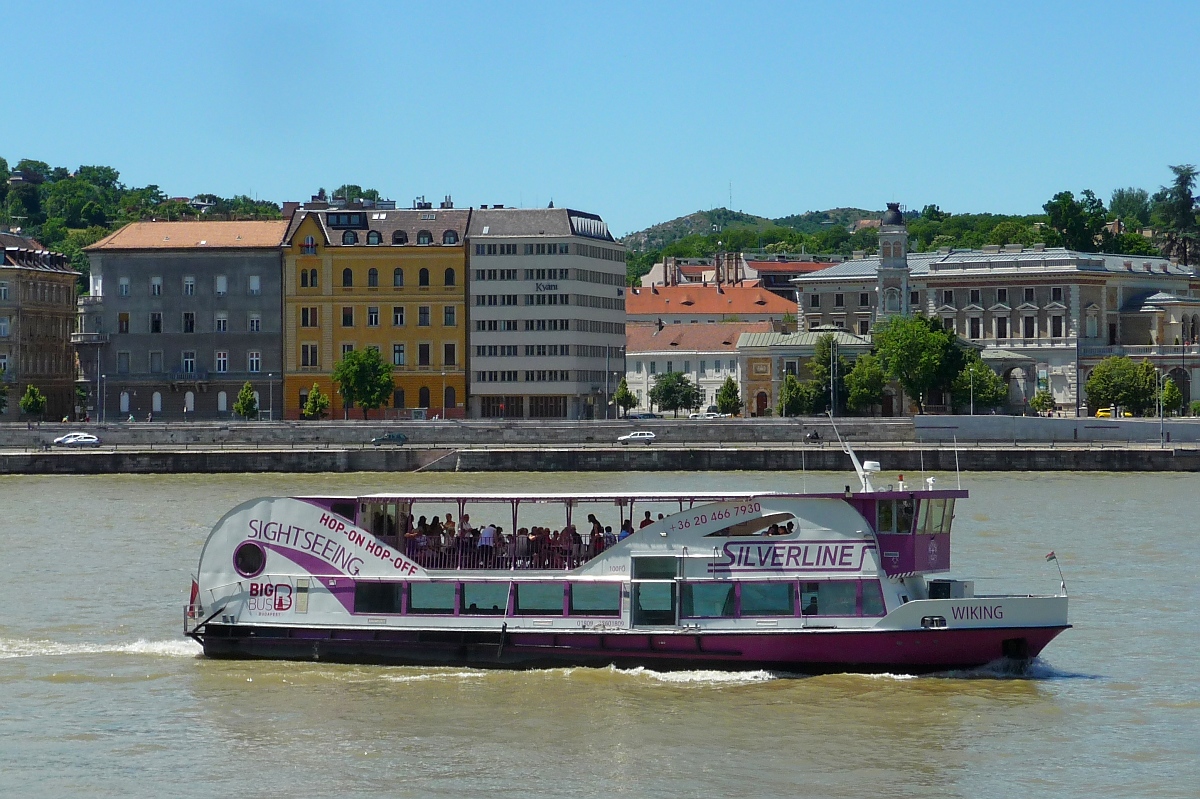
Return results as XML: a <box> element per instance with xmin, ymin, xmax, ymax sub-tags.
<box><xmin>1</xmin><ymin>417</ymin><xmax>1198</xmax><ymax>473</ymax></box>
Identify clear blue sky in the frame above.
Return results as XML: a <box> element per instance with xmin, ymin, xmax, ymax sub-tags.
<box><xmin>8</xmin><ymin>1</ymin><xmax>1198</xmax><ymax>236</ymax></box>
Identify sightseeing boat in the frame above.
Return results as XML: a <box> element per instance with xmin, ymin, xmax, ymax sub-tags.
<box><xmin>185</xmin><ymin>455</ymin><xmax>1070</xmax><ymax>674</ymax></box>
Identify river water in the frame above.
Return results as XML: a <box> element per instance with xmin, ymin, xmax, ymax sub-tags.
<box><xmin>1</xmin><ymin>470</ymin><xmax>1197</xmax><ymax>798</ymax></box>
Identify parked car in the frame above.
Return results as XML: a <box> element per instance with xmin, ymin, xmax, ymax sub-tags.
<box><xmin>52</xmin><ymin>432</ymin><xmax>101</xmax><ymax>448</ymax></box>
<box><xmin>626</xmin><ymin>412</ymin><xmax>661</xmax><ymax>419</ymax></box>
<box><xmin>688</xmin><ymin>412</ymin><xmax>722</xmax><ymax>420</ymax></box>
<box><xmin>370</xmin><ymin>432</ymin><xmax>409</xmax><ymax>446</ymax></box>
<box><xmin>617</xmin><ymin>431</ymin><xmax>656</xmax><ymax>445</ymax></box>
<box><xmin>1095</xmin><ymin>407</ymin><xmax>1133</xmax><ymax>418</ymax></box>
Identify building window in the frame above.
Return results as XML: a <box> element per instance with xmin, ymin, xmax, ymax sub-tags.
<box><xmin>342</xmin><ymin>343</ymin><xmax>354</xmax><ymax>357</ymax></box>
<box><xmin>249</xmin><ymin>314</ymin><xmax>261</xmax><ymax>333</ymax></box>
<box><xmin>1024</xmin><ymin>287</ymin><xmax>1035</xmax><ymax>304</ymax></box>
<box><xmin>367</xmin><ymin>231</ymin><xmax>382</xmax><ymax>245</ymax></box>
<box><xmin>443</xmin><ymin>343</ymin><xmax>456</xmax><ymax>366</ymax></box>
<box><xmin>393</xmin><ymin>306</ymin><xmax>405</xmax><ymax>326</ymax></box>
<box><xmin>368</xmin><ymin>268</ymin><xmax>379</xmax><ymax>287</ymax></box>
<box><xmin>910</xmin><ymin>290</ymin><xmax>920</xmax><ymax>307</ymax></box>
<box><xmin>150</xmin><ymin>351</ymin><xmax>163</xmax><ymax>373</ymax></box>
<box><xmin>301</xmin><ymin>344</ymin><xmax>318</xmax><ymax>368</ymax></box>
<box><xmin>302</xmin><ymin>235</ymin><xmax>317</xmax><ymax>255</ymax></box>
<box><xmin>969</xmin><ymin>289</ymin><xmax>980</xmax><ymax>305</ymax></box>
<box><xmin>418</xmin><ymin>343</ymin><xmax>431</xmax><ymax>366</ymax></box>
<box><xmin>118</xmin><ymin>278</ymin><xmax>129</xmax><ymax>297</ymax></box>
<box><xmin>443</xmin><ymin>306</ymin><xmax>456</xmax><ymax>326</ymax></box>
<box><xmin>248</xmin><ymin>275</ymin><xmax>261</xmax><ymax>296</ymax></box>
<box><xmin>419</xmin><ymin>268</ymin><xmax>430</xmax><ymax>286</ymax></box>
<box><xmin>1052</xmin><ymin>286</ymin><xmax>1063</xmax><ymax>304</ymax></box>
<box><xmin>417</xmin><ymin>230</ymin><xmax>433</xmax><ymax>246</ymax></box>
<box><xmin>1052</xmin><ymin>315</ymin><xmax>1064</xmax><ymax>338</ymax></box>
<box><xmin>150</xmin><ymin>312</ymin><xmax>162</xmax><ymax>333</ymax></box>
<box><xmin>418</xmin><ymin>306</ymin><xmax>430</xmax><ymax>326</ymax></box>
<box><xmin>183</xmin><ymin>312</ymin><xmax>195</xmax><ymax>333</ymax></box>
<box><xmin>215</xmin><ymin>351</ymin><xmax>228</xmax><ymax>373</ymax></box>
<box><xmin>808</xmin><ymin>294</ymin><xmax>820</xmax><ymax>309</ymax></box>
<box><xmin>248</xmin><ymin>351</ymin><xmax>261</xmax><ymax>373</ymax></box>
<box><xmin>942</xmin><ymin>317</ymin><xmax>954</xmax><ymax>332</ymax></box>
<box><xmin>151</xmin><ymin>277</ymin><xmax>162</xmax><ymax>296</ymax></box>
<box><xmin>118</xmin><ymin>313</ymin><xmax>130</xmax><ymax>334</ymax></box>
<box><xmin>367</xmin><ymin>306</ymin><xmax>379</xmax><ymax>327</ymax></box>
<box><xmin>300</xmin><ymin>269</ymin><xmax>309</xmax><ymax>288</ymax></box>
<box><xmin>419</xmin><ymin>386</ymin><xmax>431</xmax><ymax>407</ymax></box>
<box><xmin>859</xmin><ymin>320</ymin><xmax>869</xmax><ymax>335</ymax></box>
<box><xmin>393</xmin><ymin>344</ymin><xmax>405</xmax><ymax>366</ymax></box>
<box><xmin>308</xmin><ymin>268</ymin><xmax>318</xmax><ymax>287</ymax></box>
<box><xmin>392</xmin><ymin>230</ymin><xmax>408</xmax><ymax>245</ymax></box>
<box><xmin>834</xmin><ymin>293</ymin><xmax>844</xmax><ymax>308</ymax></box>
<box><xmin>997</xmin><ymin>288</ymin><xmax>1008</xmax><ymax>305</ymax></box>
<box><xmin>117</xmin><ymin>351</ymin><xmax>130</xmax><ymax>374</ymax></box>
<box><xmin>859</xmin><ymin>293</ymin><xmax>870</xmax><ymax>307</ymax></box>
<box><xmin>153</xmin><ymin>391</ymin><xmax>163</xmax><ymax>413</ymax></box>
<box><xmin>393</xmin><ymin>268</ymin><xmax>404</xmax><ymax>287</ymax></box>
<box><xmin>215</xmin><ymin>312</ymin><xmax>228</xmax><ymax>332</ymax></box>
<box><xmin>1086</xmin><ymin>315</ymin><xmax>1097</xmax><ymax>339</ymax></box>
<box><xmin>342</xmin><ymin>230</ymin><xmax>357</xmax><ymax>245</ymax></box>
<box><xmin>301</xmin><ymin>307</ymin><xmax>318</xmax><ymax>327</ymax></box>
<box><xmin>342</xmin><ymin>268</ymin><xmax>353</xmax><ymax>287</ymax></box>
<box><xmin>444</xmin><ymin>267</ymin><xmax>456</xmax><ymax>286</ymax></box>
<box><xmin>215</xmin><ymin>275</ymin><xmax>227</xmax><ymax>296</ymax></box>
<box><xmin>342</xmin><ymin>307</ymin><xmax>354</xmax><ymax>327</ymax></box>
<box><xmin>394</xmin><ymin>389</ymin><xmax>405</xmax><ymax>408</ymax></box>
<box><xmin>969</xmin><ymin>317</ymin><xmax>981</xmax><ymax>339</ymax></box>
<box><xmin>997</xmin><ymin>316</ymin><xmax>1009</xmax><ymax>339</ymax></box>
<box><xmin>442</xmin><ymin>230</ymin><xmax>459</xmax><ymax>245</ymax></box>
<box><xmin>942</xmin><ymin>290</ymin><xmax>954</xmax><ymax>306</ymax></box>
<box><xmin>1023</xmin><ymin>316</ymin><xmax>1036</xmax><ymax>338</ymax></box>
<box><xmin>183</xmin><ymin>277</ymin><xmax>195</xmax><ymax>296</ymax></box>
<box><xmin>181</xmin><ymin>351</ymin><xmax>195</xmax><ymax>374</ymax></box>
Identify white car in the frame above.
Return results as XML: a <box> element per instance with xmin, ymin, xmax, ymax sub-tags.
<box><xmin>688</xmin><ymin>412</ymin><xmax>722</xmax><ymax>420</ymax></box>
<box><xmin>52</xmin><ymin>432</ymin><xmax>101</xmax><ymax>448</ymax></box>
<box><xmin>617</xmin><ymin>431</ymin><xmax>656</xmax><ymax>445</ymax></box>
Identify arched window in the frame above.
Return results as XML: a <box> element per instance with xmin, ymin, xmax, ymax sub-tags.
<box><xmin>309</xmin><ymin>268</ymin><xmax>318</xmax><ymax>287</ymax></box>
<box><xmin>444</xmin><ymin>385</ymin><xmax>456</xmax><ymax>410</ymax></box>
<box><xmin>216</xmin><ymin>391</ymin><xmax>226</xmax><ymax>412</ymax></box>
<box><xmin>342</xmin><ymin>230</ymin><xmax>357</xmax><ymax>245</ymax></box>
<box><xmin>418</xmin><ymin>386</ymin><xmax>431</xmax><ymax>408</ymax></box>
<box><xmin>442</xmin><ymin>230</ymin><xmax>459</xmax><ymax>245</ymax></box>
<box><xmin>419</xmin><ymin>268</ymin><xmax>430</xmax><ymax>287</ymax></box>
<box><xmin>367</xmin><ymin>230</ymin><xmax>382</xmax><ymax>245</ymax></box>
<box><xmin>884</xmin><ymin>288</ymin><xmax>900</xmax><ymax>312</ymax></box>
<box><xmin>882</xmin><ymin>242</ymin><xmax>893</xmax><ymax>258</ymax></box>
<box><xmin>120</xmin><ymin>391</ymin><xmax>130</xmax><ymax>413</ymax></box>
<box><xmin>393</xmin><ymin>268</ymin><xmax>404</xmax><ymax>287</ymax></box>
<box><xmin>300</xmin><ymin>269</ymin><xmax>309</xmax><ymax>288</ymax></box>
<box><xmin>444</xmin><ymin>268</ymin><xmax>456</xmax><ymax>286</ymax></box>
<box><xmin>417</xmin><ymin>230</ymin><xmax>433</xmax><ymax>245</ymax></box>
<box><xmin>184</xmin><ymin>391</ymin><xmax>195</xmax><ymax>413</ymax></box>
<box><xmin>368</xmin><ymin>268</ymin><xmax>379</xmax><ymax>287</ymax></box>
<box><xmin>302</xmin><ymin>235</ymin><xmax>316</xmax><ymax>255</ymax></box>
<box><xmin>342</xmin><ymin>268</ymin><xmax>354</xmax><ymax>287</ymax></box>
<box><xmin>392</xmin><ymin>230</ymin><xmax>408</xmax><ymax>245</ymax></box>
<box><xmin>152</xmin><ymin>391</ymin><xmax>162</xmax><ymax>412</ymax></box>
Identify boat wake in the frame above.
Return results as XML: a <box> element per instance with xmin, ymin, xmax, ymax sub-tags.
<box><xmin>0</xmin><ymin>637</ymin><xmax>202</xmax><ymax>660</ymax></box>
<box><xmin>931</xmin><ymin>657</ymin><xmax>1102</xmax><ymax>681</ymax></box>
<box><xmin>380</xmin><ymin>670</ymin><xmax>489</xmax><ymax>683</ymax></box>
<box><xmin>603</xmin><ymin>665</ymin><xmax>780</xmax><ymax>685</ymax></box>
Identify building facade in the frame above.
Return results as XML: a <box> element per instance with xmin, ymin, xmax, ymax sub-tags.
<box><xmin>737</xmin><ymin>328</ymin><xmax>873</xmax><ymax>417</ymax></box>
<box><xmin>281</xmin><ymin>202</ymin><xmax>470</xmax><ymax>419</ymax></box>
<box><xmin>1</xmin><ymin>232</ymin><xmax>78</xmax><ymax>420</ymax></box>
<box><xmin>465</xmin><ymin>207</ymin><xmax>626</xmax><ymax>419</ymax></box>
<box><xmin>624</xmin><ymin>322</ymin><xmax>768</xmax><ymax>413</ymax></box>
<box><xmin>793</xmin><ymin>205</ymin><xmax>1200</xmax><ymax>413</ymax></box>
<box><xmin>79</xmin><ymin>221</ymin><xmax>287</xmax><ymax>420</ymax></box>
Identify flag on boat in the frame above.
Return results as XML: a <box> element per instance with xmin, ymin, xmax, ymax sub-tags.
<box><xmin>190</xmin><ymin>578</ymin><xmax>199</xmax><ymax>605</ymax></box>
<box><xmin>1045</xmin><ymin>551</ymin><xmax>1057</xmax><ymax>562</ymax></box>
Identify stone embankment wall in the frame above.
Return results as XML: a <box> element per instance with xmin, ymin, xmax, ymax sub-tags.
<box><xmin>915</xmin><ymin>415</ymin><xmax>1200</xmax><ymax>443</ymax></box>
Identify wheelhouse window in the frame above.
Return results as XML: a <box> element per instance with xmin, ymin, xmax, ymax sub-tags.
<box><xmin>462</xmin><ymin>582</ymin><xmax>507</xmax><ymax>615</ymax></box>
<box><xmin>915</xmin><ymin>498</ymin><xmax>955</xmax><ymax>535</ymax></box>
<box><xmin>681</xmin><ymin>582</ymin><xmax>735</xmax><ymax>618</ymax></box>
<box><xmin>355</xmin><ymin>582</ymin><xmax>403</xmax><ymax>614</ymax></box>
<box><xmin>862</xmin><ymin>580</ymin><xmax>886</xmax><ymax>616</ymax></box>
<box><xmin>514</xmin><ymin>583</ymin><xmax>563</xmax><ymax>615</ymax></box>
<box><xmin>739</xmin><ymin>581</ymin><xmax>795</xmax><ymax>616</ymax></box>
<box><xmin>408</xmin><ymin>582</ymin><xmax>456</xmax><ymax>614</ymax></box>
<box><xmin>568</xmin><ymin>583</ymin><xmax>620</xmax><ymax>616</ymax></box>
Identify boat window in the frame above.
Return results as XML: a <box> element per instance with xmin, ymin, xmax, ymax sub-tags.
<box><xmin>632</xmin><ymin>557</ymin><xmax>677</xmax><ymax>580</ymax></box>
<box><xmin>861</xmin><ymin>580</ymin><xmax>886</xmax><ymax>616</ymax></box>
<box><xmin>926</xmin><ymin>499</ymin><xmax>946</xmax><ymax>535</ymax></box>
<box><xmin>514</xmin><ymin>583</ymin><xmax>563</xmax><ymax>615</ymax></box>
<box><xmin>704</xmin><ymin>512</ymin><xmax>793</xmax><ymax>537</ymax></box>
<box><xmin>354</xmin><ymin>582</ymin><xmax>403</xmax><ymax>614</ymax></box>
<box><xmin>801</xmin><ymin>581</ymin><xmax>857</xmax><ymax>616</ymax></box>
<box><xmin>330</xmin><ymin>501</ymin><xmax>356</xmax><ymax>522</ymax></box>
<box><xmin>740</xmin><ymin>582</ymin><xmax>795</xmax><ymax>617</ymax></box>
<box><xmin>681</xmin><ymin>582</ymin><xmax>735</xmax><ymax>618</ymax></box>
<box><xmin>233</xmin><ymin>542</ymin><xmax>265</xmax><ymax>578</ymax></box>
<box><xmin>940</xmin><ymin>499</ymin><xmax>955</xmax><ymax>534</ymax></box>
<box><xmin>408</xmin><ymin>582</ymin><xmax>456</xmax><ymax>614</ymax></box>
<box><xmin>876</xmin><ymin>501</ymin><xmax>894</xmax><ymax>533</ymax></box>
<box><xmin>632</xmin><ymin>582</ymin><xmax>676</xmax><ymax>625</ymax></box>
<box><xmin>897</xmin><ymin>498</ymin><xmax>915</xmax><ymax>534</ymax></box>
<box><xmin>462</xmin><ymin>582</ymin><xmax>508</xmax><ymax>615</ymax></box>
<box><xmin>569</xmin><ymin>583</ymin><xmax>621</xmax><ymax>616</ymax></box>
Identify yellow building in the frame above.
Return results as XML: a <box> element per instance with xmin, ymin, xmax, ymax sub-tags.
<box><xmin>282</xmin><ymin>203</ymin><xmax>470</xmax><ymax>419</ymax></box>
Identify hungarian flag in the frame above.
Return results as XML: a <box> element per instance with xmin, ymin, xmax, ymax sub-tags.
<box><xmin>190</xmin><ymin>578</ymin><xmax>199</xmax><ymax>605</ymax></box>
<box><xmin>1045</xmin><ymin>551</ymin><xmax>1057</xmax><ymax>562</ymax></box>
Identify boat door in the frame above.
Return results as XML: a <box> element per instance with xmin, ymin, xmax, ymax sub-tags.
<box><xmin>631</xmin><ymin>557</ymin><xmax>679</xmax><ymax>627</ymax></box>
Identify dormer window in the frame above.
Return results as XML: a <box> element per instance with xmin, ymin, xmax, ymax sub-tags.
<box><xmin>442</xmin><ymin>230</ymin><xmax>459</xmax><ymax>245</ymax></box>
<box><xmin>301</xmin><ymin>235</ymin><xmax>317</xmax><ymax>255</ymax></box>
<box><xmin>367</xmin><ymin>230</ymin><xmax>382</xmax><ymax>245</ymax></box>
<box><xmin>392</xmin><ymin>230</ymin><xmax>408</xmax><ymax>245</ymax></box>
<box><xmin>417</xmin><ymin>230</ymin><xmax>433</xmax><ymax>245</ymax></box>
<box><xmin>342</xmin><ymin>230</ymin><xmax>357</xmax><ymax>245</ymax></box>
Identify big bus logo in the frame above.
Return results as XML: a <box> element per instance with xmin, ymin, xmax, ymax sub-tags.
<box><xmin>248</xmin><ymin>582</ymin><xmax>293</xmax><ymax>611</ymax></box>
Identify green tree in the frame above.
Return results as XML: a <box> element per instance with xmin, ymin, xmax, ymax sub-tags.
<box><xmin>1044</xmin><ymin>190</ymin><xmax>1107</xmax><ymax>251</ymax></box>
<box><xmin>1084</xmin><ymin>357</ymin><xmax>1157</xmax><ymax>416</ymax></box>
<box><xmin>1156</xmin><ymin>164</ymin><xmax>1199</xmax><ymax>266</ymax></box>
<box><xmin>303</xmin><ymin>383</ymin><xmax>330</xmax><ymax>420</ymax></box>
<box><xmin>808</xmin><ymin>333</ymin><xmax>848</xmax><ymax>414</ymax></box>
<box><xmin>951</xmin><ymin>353</ymin><xmax>1008</xmax><ymax>412</ymax></box>
<box><xmin>332</xmin><ymin>347</ymin><xmax>395</xmax><ymax>419</ymax></box>
<box><xmin>845</xmin><ymin>353</ymin><xmax>886</xmax><ymax>414</ymax></box>
<box><xmin>233</xmin><ymin>381</ymin><xmax>258</xmax><ymax>419</ymax></box>
<box><xmin>872</xmin><ymin>315</ymin><xmax>963</xmax><ymax>413</ymax></box>
<box><xmin>648</xmin><ymin>371</ymin><xmax>701</xmax><ymax>417</ymax></box>
<box><xmin>777</xmin><ymin>374</ymin><xmax>806</xmax><ymax>417</ymax></box>
<box><xmin>714</xmin><ymin>375</ymin><xmax>743</xmax><ymax>416</ymax></box>
<box><xmin>1110</xmin><ymin>187</ymin><xmax>1151</xmax><ymax>227</ymax></box>
<box><xmin>612</xmin><ymin>377</ymin><xmax>637</xmax><ymax>417</ymax></box>
<box><xmin>1160</xmin><ymin>377</ymin><xmax>1184</xmax><ymax>416</ymax></box>
<box><xmin>19</xmin><ymin>384</ymin><xmax>47</xmax><ymax>420</ymax></box>
<box><xmin>1029</xmin><ymin>390</ymin><xmax>1056</xmax><ymax>415</ymax></box>
<box><xmin>1189</xmin><ymin>400</ymin><xmax>1200</xmax><ymax>417</ymax></box>
<box><xmin>0</xmin><ymin>369</ymin><xmax>8</xmax><ymax>415</ymax></box>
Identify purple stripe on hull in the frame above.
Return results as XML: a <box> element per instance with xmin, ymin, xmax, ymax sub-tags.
<box><xmin>197</xmin><ymin>625</ymin><xmax>1069</xmax><ymax>674</ymax></box>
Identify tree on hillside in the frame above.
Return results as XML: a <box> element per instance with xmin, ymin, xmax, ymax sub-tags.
<box><xmin>648</xmin><ymin>371</ymin><xmax>701</xmax><ymax>418</ymax></box>
<box><xmin>333</xmin><ymin>184</ymin><xmax>381</xmax><ymax>203</ymax></box>
<box><xmin>872</xmin><ymin>316</ymin><xmax>963</xmax><ymax>413</ymax></box>
<box><xmin>303</xmin><ymin>383</ymin><xmax>330</xmax><ymax>420</ymax></box>
<box><xmin>613</xmin><ymin>378</ymin><xmax>637</xmax><ymax>418</ymax></box>
<box><xmin>951</xmin><ymin>352</ymin><xmax>1008</xmax><ymax>413</ymax></box>
<box><xmin>233</xmin><ymin>382</ymin><xmax>258</xmax><ymax>420</ymax></box>
<box><xmin>19</xmin><ymin>384</ymin><xmax>47</xmax><ymax>421</ymax></box>
<box><xmin>845</xmin><ymin>353</ymin><xmax>886</xmax><ymax>415</ymax></box>
<box><xmin>1044</xmin><ymin>190</ymin><xmax>1108</xmax><ymax>252</ymax></box>
<box><xmin>332</xmin><ymin>347</ymin><xmax>395</xmax><ymax>419</ymax></box>
<box><xmin>715</xmin><ymin>375</ymin><xmax>743</xmax><ymax>416</ymax></box>
<box><xmin>1084</xmin><ymin>357</ymin><xmax>1157</xmax><ymax>416</ymax></box>
<box><xmin>1156</xmin><ymin>164</ymin><xmax>1199</xmax><ymax>266</ymax></box>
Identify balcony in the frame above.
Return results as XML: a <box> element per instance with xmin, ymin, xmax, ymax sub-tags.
<box><xmin>78</xmin><ymin>295</ymin><xmax>104</xmax><ymax>307</ymax></box>
<box><xmin>984</xmin><ymin>337</ymin><xmax>1076</xmax><ymax>350</ymax></box>
<box><xmin>71</xmin><ymin>332</ymin><xmax>110</xmax><ymax>345</ymax></box>
<box><xmin>1079</xmin><ymin>344</ymin><xmax>1200</xmax><ymax>358</ymax></box>
<box><xmin>169</xmin><ymin>369</ymin><xmax>211</xmax><ymax>383</ymax></box>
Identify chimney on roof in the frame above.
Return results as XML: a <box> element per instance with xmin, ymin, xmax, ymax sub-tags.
<box><xmin>282</xmin><ymin>202</ymin><xmax>300</xmax><ymax>221</ymax></box>
<box><xmin>656</xmin><ymin>318</ymin><xmax>664</xmax><ymax>332</ymax></box>
<box><xmin>440</xmin><ymin>195</ymin><xmax>454</xmax><ymax>209</ymax></box>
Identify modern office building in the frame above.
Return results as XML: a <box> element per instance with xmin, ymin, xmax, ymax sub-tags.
<box><xmin>79</xmin><ymin>221</ymin><xmax>287</xmax><ymax>419</ymax></box>
<box><xmin>281</xmin><ymin>200</ymin><xmax>470</xmax><ymax>419</ymax></box>
<box><xmin>465</xmin><ymin>207</ymin><xmax>626</xmax><ymax>419</ymax></box>
<box><xmin>1</xmin><ymin>232</ymin><xmax>78</xmax><ymax>420</ymax></box>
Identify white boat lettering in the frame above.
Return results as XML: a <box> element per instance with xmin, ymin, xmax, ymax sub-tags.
<box><xmin>950</xmin><ymin>605</ymin><xmax>1004</xmax><ymax>621</ymax></box>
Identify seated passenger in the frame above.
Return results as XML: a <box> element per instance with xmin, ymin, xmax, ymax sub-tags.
<box><xmin>610</xmin><ymin>524</ymin><xmax>624</xmax><ymax>545</ymax></box>
<box><xmin>803</xmin><ymin>597</ymin><xmax>818</xmax><ymax>615</ymax></box>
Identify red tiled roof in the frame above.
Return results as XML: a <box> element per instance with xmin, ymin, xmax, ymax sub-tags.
<box><xmin>627</xmin><ymin>284</ymin><xmax>795</xmax><ymax>316</ymax></box>
<box><xmin>626</xmin><ymin>321</ymin><xmax>773</xmax><ymax>353</ymax></box>
<box><xmin>86</xmin><ymin>220</ymin><xmax>289</xmax><ymax>251</ymax></box>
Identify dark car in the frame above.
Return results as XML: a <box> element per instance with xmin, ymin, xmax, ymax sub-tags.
<box><xmin>626</xmin><ymin>412</ymin><xmax>661</xmax><ymax>419</ymax></box>
<box><xmin>370</xmin><ymin>432</ymin><xmax>409</xmax><ymax>446</ymax></box>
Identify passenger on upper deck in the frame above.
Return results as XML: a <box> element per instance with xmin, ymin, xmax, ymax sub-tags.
<box><xmin>639</xmin><ymin>511</ymin><xmax>654</xmax><ymax>529</ymax></box>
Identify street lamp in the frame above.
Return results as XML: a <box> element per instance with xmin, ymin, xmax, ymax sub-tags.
<box><xmin>100</xmin><ymin>374</ymin><xmax>106</xmax><ymax>423</ymax></box>
<box><xmin>441</xmin><ymin>371</ymin><xmax>446</xmax><ymax>420</ymax></box>
<box><xmin>1159</xmin><ymin>370</ymin><xmax>1168</xmax><ymax>449</ymax></box>
<box><xmin>268</xmin><ymin>373</ymin><xmax>274</xmax><ymax>421</ymax></box>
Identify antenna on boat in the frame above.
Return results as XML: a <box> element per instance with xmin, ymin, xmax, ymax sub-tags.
<box><xmin>953</xmin><ymin>434</ymin><xmax>961</xmax><ymax>490</ymax></box>
<box><xmin>827</xmin><ymin>412</ymin><xmax>878</xmax><ymax>493</ymax></box>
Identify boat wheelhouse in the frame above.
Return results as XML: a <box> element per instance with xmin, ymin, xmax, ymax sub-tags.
<box><xmin>186</xmin><ymin>465</ymin><xmax>1070</xmax><ymax>673</ymax></box>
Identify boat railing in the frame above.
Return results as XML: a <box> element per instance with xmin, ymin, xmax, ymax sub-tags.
<box><xmin>393</xmin><ymin>531</ymin><xmax>613</xmax><ymax>572</ymax></box>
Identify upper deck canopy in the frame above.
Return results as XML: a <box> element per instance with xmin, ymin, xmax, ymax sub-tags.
<box><xmin>301</xmin><ymin>489</ymin><xmax>969</xmax><ymax>504</ymax></box>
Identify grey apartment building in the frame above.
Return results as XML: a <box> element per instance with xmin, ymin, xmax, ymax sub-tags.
<box><xmin>466</xmin><ymin>207</ymin><xmax>626</xmax><ymax>419</ymax></box>
<box><xmin>78</xmin><ymin>221</ymin><xmax>287</xmax><ymax>419</ymax></box>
